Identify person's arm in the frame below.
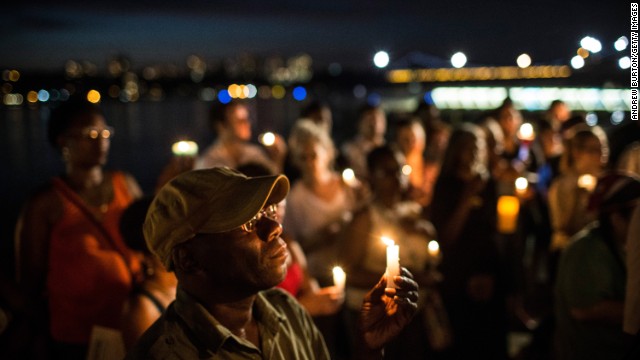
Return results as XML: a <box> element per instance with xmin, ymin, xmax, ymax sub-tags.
<box><xmin>121</xmin><ymin>296</ymin><xmax>161</xmax><ymax>350</ymax></box>
<box><xmin>570</xmin><ymin>300</ymin><xmax>624</xmax><ymax>325</ymax></box>
<box><xmin>357</xmin><ymin>267</ymin><xmax>419</xmax><ymax>359</ymax></box>
<box><xmin>14</xmin><ymin>188</ymin><xmax>60</xmax><ymax>349</ymax></box>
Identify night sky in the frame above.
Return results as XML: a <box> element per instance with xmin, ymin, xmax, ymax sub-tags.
<box><xmin>1</xmin><ymin>1</ymin><xmax>629</xmax><ymax>73</ymax></box>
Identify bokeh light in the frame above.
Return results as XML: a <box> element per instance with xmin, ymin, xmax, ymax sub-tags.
<box><xmin>451</xmin><ymin>52</ymin><xmax>467</xmax><ymax>68</ymax></box>
<box><xmin>516</xmin><ymin>54</ymin><xmax>531</xmax><ymax>68</ymax></box>
<box><xmin>373</xmin><ymin>51</ymin><xmax>390</xmax><ymax>68</ymax></box>
<box><xmin>87</xmin><ymin>89</ymin><xmax>101</xmax><ymax>103</ymax></box>
<box><xmin>614</xmin><ymin>36</ymin><xmax>629</xmax><ymax>51</ymax></box>
<box><xmin>570</xmin><ymin>55</ymin><xmax>585</xmax><ymax>69</ymax></box>
<box><xmin>293</xmin><ymin>86</ymin><xmax>307</xmax><ymax>101</ymax></box>
<box><xmin>619</xmin><ymin>56</ymin><xmax>631</xmax><ymax>70</ymax></box>
<box><xmin>217</xmin><ymin>89</ymin><xmax>232</xmax><ymax>103</ymax></box>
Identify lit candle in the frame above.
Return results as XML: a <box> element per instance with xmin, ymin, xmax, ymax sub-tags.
<box><xmin>382</xmin><ymin>236</ymin><xmax>400</xmax><ymax>289</ymax></box>
<box><xmin>577</xmin><ymin>174</ymin><xmax>597</xmax><ymax>192</ymax></box>
<box><xmin>402</xmin><ymin>164</ymin><xmax>413</xmax><ymax>176</ymax></box>
<box><xmin>171</xmin><ymin>140</ymin><xmax>199</xmax><ymax>156</ymax></box>
<box><xmin>515</xmin><ymin>177</ymin><xmax>528</xmax><ymax>196</ymax></box>
<box><xmin>517</xmin><ymin>123</ymin><xmax>535</xmax><ymax>142</ymax></box>
<box><xmin>342</xmin><ymin>168</ymin><xmax>358</xmax><ymax>187</ymax></box>
<box><xmin>259</xmin><ymin>132</ymin><xmax>276</xmax><ymax>146</ymax></box>
<box><xmin>332</xmin><ymin>266</ymin><xmax>346</xmax><ymax>291</ymax></box>
<box><xmin>427</xmin><ymin>240</ymin><xmax>440</xmax><ymax>258</ymax></box>
<box><xmin>497</xmin><ymin>195</ymin><xmax>520</xmax><ymax>234</ymax></box>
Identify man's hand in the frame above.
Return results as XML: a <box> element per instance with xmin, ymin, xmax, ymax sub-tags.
<box><xmin>358</xmin><ymin>267</ymin><xmax>419</xmax><ymax>350</ymax></box>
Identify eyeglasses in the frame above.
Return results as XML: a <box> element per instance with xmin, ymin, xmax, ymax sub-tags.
<box><xmin>72</xmin><ymin>126</ymin><xmax>115</xmax><ymax>140</ymax></box>
<box><xmin>240</xmin><ymin>204</ymin><xmax>278</xmax><ymax>233</ymax></box>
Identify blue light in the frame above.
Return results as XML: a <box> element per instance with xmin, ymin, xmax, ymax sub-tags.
<box><xmin>367</xmin><ymin>93</ymin><xmax>381</xmax><ymax>106</ymax></box>
<box><xmin>37</xmin><ymin>89</ymin><xmax>50</xmax><ymax>102</ymax></box>
<box><xmin>423</xmin><ymin>91</ymin><xmax>434</xmax><ymax>105</ymax></box>
<box><xmin>293</xmin><ymin>86</ymin><xmax>307</xmax><ymax>101</ymax></box>
<box><xmin>217</xmin><ymin>89</ymin><xmax>232</xmax><ymax>104</ymax></box>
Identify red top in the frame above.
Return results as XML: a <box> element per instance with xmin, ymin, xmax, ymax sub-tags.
<box><xmin>277</xmin><ymin>260</ymin><xmax>304</xmax><ymax>297</ymax></box>
<box><xmin>48</xmin><ymin>172</ymin><xmax>141</xmax><ymax>344</ymax></box>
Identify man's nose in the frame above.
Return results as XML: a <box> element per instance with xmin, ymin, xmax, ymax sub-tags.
<box><xmin>256</xmin><ymin>216</ymin><xmax>283</xmax><ymax>242</ymax></box>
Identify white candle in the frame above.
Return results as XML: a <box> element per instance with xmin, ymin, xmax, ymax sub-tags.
<box><xmin>342</xmin><ymin>168</ymin><xmax>358</xmax><ymax>187</ymax></box>
<box><xmin>382</xmin><ymin>236</ymin><xmax>400</xmax><ymax>289</ymax></box>
<box><xmin>515</xmin><ymin>177</ymin><xmax>528</xmax><ymax>196</ymax></box>
<box><xmin>517</xmin><ymin>123</ymin><xmax>535</xmax><ymax>142</ymax></box>
<box><xmin>427</xmin><ymin>240</ymin><xmax>440</xmax><ymax>257</ymax></box>
<box><xmin>332</xmin><ymin>266</ymin><xmax>346</xmax><ymax>291</ymax></box>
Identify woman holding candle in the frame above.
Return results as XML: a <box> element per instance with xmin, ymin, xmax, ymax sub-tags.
<box><xmin>283</xmin><ymin>119</ymin><xmax>362</xmax><ymax>359</ymax></box>
<box><xmin>341</xmin><ymin>145</ymin><xmax>446</xmax><ymax>359</ymax></box>
<box><xmin>548</xmin><ymin>125</ymin><xmax>609</xmax><ymax>252</ymax></box>
<box><xmin>429</xmin><ymin>123</ymin><xmax>511</xmax><ymax>360</ymax></box>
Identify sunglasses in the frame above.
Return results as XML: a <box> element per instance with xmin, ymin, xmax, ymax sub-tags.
<box><xmin>240</xmin><ymin>204</ymin><xmax>278</xmax><ymax>233</ymax></box>
<box><xmin>71</xmin><ymin>126</ymin><xmax>115</xmax><ymax>140</ymax></box>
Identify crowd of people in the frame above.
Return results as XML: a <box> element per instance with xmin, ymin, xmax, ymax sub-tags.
<box><xmin>2</xmin><ymin>94</ymin><xmax>639</xmax><ymax>359</ymax></box>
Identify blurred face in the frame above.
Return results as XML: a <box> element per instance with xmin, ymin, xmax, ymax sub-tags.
<box><xmin>309</xmin><ymin>107</ymin><xmax>333</xmax><ymax>133</ymax></box>
<box><xmin>360</xmin><ymin>108</ymin><xmax>387</xmax><ymax>140</ymax></box>
<box><xmin>551</xmin><ymin>103</ymin><xmax>570</xmax><ymax>123</ymax></box>
<box><xmin>458</xmin><ymin>133</ymin><xmax>487</xmax><ymax>176</ymax></box>
<box><xmin>190</xmin><ymin>204</ymin><xmax>288</xmax><ymax>292</ymax></box>
<box><xmin>225</xmin><ymin>104</ymin><xmax>252</xmax><ymax>141</ymax></box>
<box><xmin>295</xmin><ymin>141</ymin><xmax>330</xmax><ymax>177</ymax></box>
<box><xmin>62</xmin><ymin>114</ymin><xmax>111</xmax><ymax>167</ymax></box>
<box><xmin>371</xmin><ymin>152</ymin><xmax>407</xmax><ymax>197</ymax></box>
<box><xmin>573</xmin><ymin>136</ymin><xmax>603</xmax><ymax>173</ymax></box>
<box><xmin>396</xmin><ymin>122</ymin><xmax>426</xmax><ymax>155</ymax></box>
<box><xmin>498</xmin><ymin>107</ymin><xmax>522</xmax><ymax>138</ymax></box>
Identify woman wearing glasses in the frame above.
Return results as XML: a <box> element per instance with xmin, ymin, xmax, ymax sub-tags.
<box><xmin>15</xmin><ymin>96</ymin><xmax>143</xmax><ymax>359</ymax></box>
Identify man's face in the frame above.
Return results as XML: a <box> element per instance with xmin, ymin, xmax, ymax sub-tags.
<box><xmin>225</xmin><ymin>104</ymin><xmax>252</xmax><ymax>141</ymax></box>
<box><xmin>190</xmin><ymin>205</ymin><xmax>289</xmax><ymax>292</ymax></box>
<box><xmin>360</xmin><ymin>109</ymin><xmax>386</xmax><ymax>139</ymax></box>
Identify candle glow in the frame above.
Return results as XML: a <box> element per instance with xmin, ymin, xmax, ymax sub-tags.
<box><xmin>517</xmin><ymin>123</ymin><xmax>535</xmax><ymax>142</ymax></box>
<box><xmin>515</xmin><ymin>177</ymin><xmax>528</xmax><ymax>196</ymax></box>
<box><xmin>342</xmin><ymin>168</ymin><xmax>358</xmax><ymax>187</ymax></box>
<box><xmin>259</xmin><ymin>132</ymin><xmax>276</xmax><ymax>146</ymax></box>
<box><xmin>427</xmin><ymin>240</ymin><xmax>440</xmax><ymax>257</ymax></box>
<box><xmin>332</xmin><ymin>266</ymin><xmax>346</xmax><ymax>291</ymax></box>
<box><xmin>497</xmin><ymin>195</ymin><xmax>520</xmax><ymax>234</ymax></box>
<box><xmin>171</xmin><ymin>140</ymin><xmax>199</xmax><ymax>156</ymax></box>
<box><xmin>382</xmin><ymin>236</ymin><xmax>400</xmax><ymax>289</ymax></box>
<box><xmin>577</xmin><ymin>174</ymin><xmax>597</xmax><ymax>192</ymax></box>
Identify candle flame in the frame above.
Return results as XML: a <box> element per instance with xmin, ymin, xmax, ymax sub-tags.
<box><xmin>402</xmin><ymin>164</ymin><xmax>412</xmax><ymax>176</ymax></box>
<box><xmin>342</xmin><ymin>168</ymin><xmax>355</xmax><ymax>182</ymax></box>
<box><xmin>577</xmin><ymin>174</ymin><xmax>597</xmax><ymax>192</ymax></box>
<box><xmin>515</xmin><ymin>177</ymin><xmax>528</xmax><ymax>191</ymax></box>
<box><xmin>517</xmin><ymin>123</ymin><xmax>535</xmax><ymax>141</ymax></box>
<box><xmin>381</xmin><ymin>236</ymin><xmax>395</xmax><ymax>246</ymax></box>
<box><xmin>428</xmin><ymin>240</ymin><xmax>439</xmax><ymax>253</ymax></box>
<box><xmin>171</xmin><ymin>140</ymin><xmax>198</xmax><ymax>156</ymax></box>
<box><xmin>332</xmin><ymin>266</ymin><xmax>345</xmax><ymax>277</ymax></box>
<box><xmin>259</xmin><ymin>132</ymin><xmax>276</xmax><ymax>146</ymax></box>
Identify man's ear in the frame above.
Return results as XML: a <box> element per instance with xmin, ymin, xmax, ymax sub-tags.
<box><xmin>171</xmin><ymin>243</ymin><xmax>200</xmax><ymax>274</ymax></box>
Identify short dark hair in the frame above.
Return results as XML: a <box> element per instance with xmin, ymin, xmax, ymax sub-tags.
<box><xmin>208</xmin><ymin>100</ymin><xmax>246</xmax><ymax>133</ymax></box>
<box><xmin>47</xmin><ymin>97</ymin><xmax>104</xmax><ymax>149</ymax></box>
